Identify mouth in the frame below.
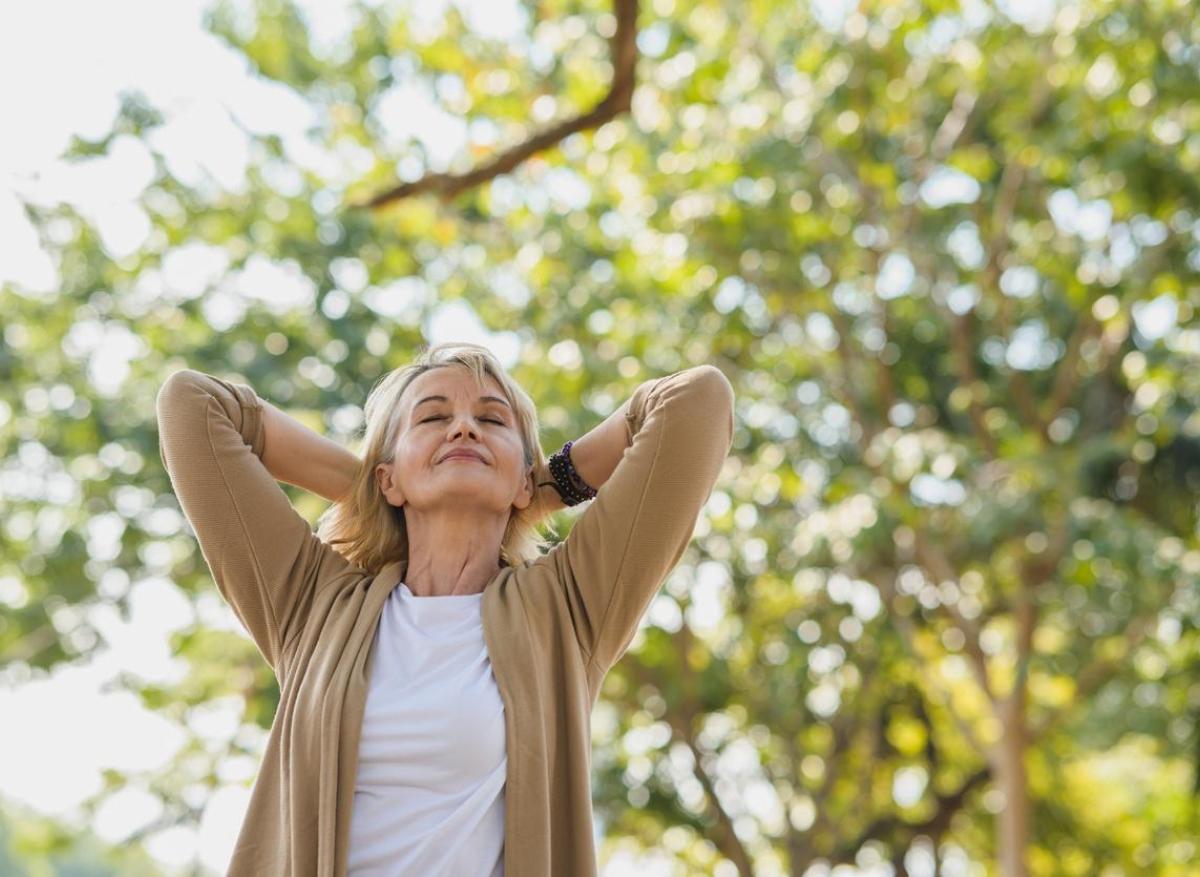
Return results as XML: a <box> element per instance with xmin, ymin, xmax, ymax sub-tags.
<box><xmin>439</xmin><ymin>451</ymin><xmax>486</xmax><ymax>464</ymax></box>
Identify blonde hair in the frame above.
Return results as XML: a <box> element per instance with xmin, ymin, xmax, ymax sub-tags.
<box><xmin>316</xmin><ymin>342</ymin><xmax>559</xmax><ymax>575</ymax></box>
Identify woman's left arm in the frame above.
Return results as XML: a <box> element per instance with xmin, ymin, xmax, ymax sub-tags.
<box><xmin>532</xmin><ymin>397</ymin><xmax>634</xmax><ymax>518</ymax></box>
<box><xmin>528</xmin><ymin>365</ymin><xmax>736</xmax><ymax>682</ymax></box>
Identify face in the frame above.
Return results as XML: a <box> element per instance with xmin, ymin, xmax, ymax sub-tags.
<box><xmin>374</xmin><ymin>365</ymin><xmax>534</xmax><ymax>517</ymax></box>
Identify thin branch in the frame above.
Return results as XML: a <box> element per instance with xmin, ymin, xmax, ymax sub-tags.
<box><xmin>871</xmin><ymin>568</ymin><xmax>992</xmax><ymax>758</ymax></box>
<box><xmin>1001</xmin><ymin>514</ymin><xmax>1071</xmax><ymax>710</ymax></box>
<box><xmin>669</xmin><ymin>623</ymin><xmax>756</xmax><ymax>876</ymax></box>
<box><xmin>862</xmin><ymin>227</ymin><xmax>899</xmax><ymax>423</ymax></box>
<box><xmin>354</xmin><ymin>0</ymin><xmax>640</xmax><ymax>209</ymax></box>
<box><xmin>828</xmin><ymin>307</ymin><xmax>882</xmax><ymax>450</ymax></box>
<box><xmin>4</xmin><ymin>622</ymin><xmax>59</xmax><ymax>664</ymax></box>
<box><xmin>1019</xmin><ymin>514</ymin><xmax>1072</xmax><ymax>587</ymax></box>
<box><xmin>982</xmin><ymin>48</ymin><xmax>1055</xmax><ymax>265</ymax></box>
<box><xmin>1029</xmin><ymin>613</ymin><xmax>1157</xmax><ymax>743</ymax></box>
<box><xmin>824</xmin><ymin>767</ymin><xmax>991</xmax><ymax>866</ymax></box>
<box><xmin>1004</xmin><ymin>583</ymin><xmax>1038</xmax><ymax>715</ymax></box>
<box><xmin>1042</xmin><ymin>311</ymin><xmax>1101</xmax><ymax>425</ymax></box>
<box><xmin>978</xmin><ymin>252</ymin><xmax>1046</xmax><ymax>438</ymax></box>
<box><xmin>618</xmin><ymin>653</ymin><xmax>753</xmax><ymax>873</ymax></box>
<box><xmin>667</xmin><ymin>719</ymin><xmax>755</xmax><ymax>875</ymax></box>
<box><xmin>794</xmin><ymin>699</ymin><xmax>869</xmax><ymax>865</ymax></box>
<box><xmin>898</xmin><ymin>86</ymin><xmax>979</xmax><ymax>236</ymax></box>
<box><xmin>780</xmin><ymin>589</ymin><xmax>991</xmax><ymax>874</ymax></box>
<box><xmin>912</xmin><ymin>532</ymin><xmax>994</xmax><ymax>703</ymax></box>
<box><xmin>930</xmin><ymin>89</ymin><xmax>979</xmax><ymax>160</ymax></box>
<box><xmin>975</xmin><ymin>44</ymin><xmax>1058</xmax><ymax>440</ymax></box>
<box><xmin>119</xmin><ymin>801</ymin><xmax>206</xmax><ymax>847</ymax></box>
<box><xmin>780</xmin><ymin>714</ymin><xmax>854</xmax><ymax>873</ymax></box>
<box><xmin>948</xmin><ymin>308</ymin><xmax>999</xmax><ymax>458</ymax></box>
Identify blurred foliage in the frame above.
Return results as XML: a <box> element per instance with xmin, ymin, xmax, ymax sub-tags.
<box><xmin>1</xmin><ymin>0</ymin><xmax>1198</xmax><ymax>874</ymax></box>
<box><xmin>0</xmin><ymin>800</ymin><xmax>162</xmax><ymax>876</ymax></box>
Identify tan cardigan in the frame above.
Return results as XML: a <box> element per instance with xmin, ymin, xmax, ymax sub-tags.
<box><xmin>155</xmin><ymin>363</ymin><xmax>735</xmax><ymax>876</ymax></box>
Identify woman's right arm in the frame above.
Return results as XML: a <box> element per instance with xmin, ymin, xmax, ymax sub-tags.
<box><xmin>155</xmin><ymin>369</ymin><xmax>353</xmax><ymax>675</ymax></box>
<box><xmin>260</xmin><ymin>401</ymin><xmax>361</xmax><ymax>504</ymax></box>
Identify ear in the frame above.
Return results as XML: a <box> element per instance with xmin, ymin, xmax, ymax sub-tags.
<box><xmin>511</xmin><ymin>465</ymin><xmax>535</xmax><ymax>511</ymax></box>
<box><xmin>375</xmin><ymin>462</ymin><xmax>406</xmax><ymax>508</ymax></box>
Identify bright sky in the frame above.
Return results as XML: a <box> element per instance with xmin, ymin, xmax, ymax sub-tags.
<box><xmin>0</xmin><ymin>0</ymin><xmax>1093</xmax><ymax>874</ymax></box>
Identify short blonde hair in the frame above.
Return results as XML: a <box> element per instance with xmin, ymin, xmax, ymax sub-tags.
<box><xmin>316</xmin><ymin>342</ymin><xmax>558</xmax><ymax>575</ymax></box>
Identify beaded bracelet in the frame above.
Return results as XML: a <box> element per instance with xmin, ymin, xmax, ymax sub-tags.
<box><xmin>541</xmin><ymin>439</ymin><xmax>598</xmax><ymax>507</ymax></box>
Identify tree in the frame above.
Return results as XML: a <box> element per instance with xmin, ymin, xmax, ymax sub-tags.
<box><xmin>2</xmin><ymin>0</ymin><xmax>1197</xmax><ymax>873</ymax></box>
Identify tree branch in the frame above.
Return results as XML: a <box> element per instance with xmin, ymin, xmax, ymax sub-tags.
<box><xmin>828</xmin><ymin>307</ymin><xmax>882</xmax><ymax>451</ymax></box>
<box><xmin>1042</xmin><ymin>310</ymin><xmax>1101</xmax><ymax>427</ymax></box>
<box><xmin>975</xmin><ymin>44</ymin><xmax>1058</xmax><ymax>440</ymax></box>
<box><xmin>1002</xmin><ymin>514</ymin><xmax>1071</xmax><ymax>710</ymax></box>
<box><xmin>791</xmin><ymin>698</ymin><xmax>868</xmax><ymax>867</ymax></box>
<box><xmin>668</xmin><ymin>623</ymin><xmax>757</xmax><ymax>876</ymax></box>
<box><xmin>1029</xmin><ymin>613</ymin><xmax>1157</xmax><ymax>743</ymax></box>
<box><xmin>912</xmin><ymin>532</ymin><xmax>994</xmax><ymax>703</ymax></box>
<box><xmin>861</xmin><ymin>215</ymin><xmax>899</xmax><ymax>423</ymax></box>
<box><xmin>871</xmin><ymin>568</ymin><xmax>992</xmax><ymax>758</ymax></box>
<box><xmin>825</xmin><ymin>767</ymin><xmax>991</xmax><ymax>866</ymax></box>
<box><xmin>354</xmin><ymin>0</ymin><xmax>640</xmax><ymax>209</ymax></box>
<box><xmin>948</xmin><ymin>308</ymin><xmax>999</xmax><ymax>458</ymax></box>
<box><xmin>898</xmin><ymin>86</ymin><xmax>978</xmax><ymax>238</ymax></box>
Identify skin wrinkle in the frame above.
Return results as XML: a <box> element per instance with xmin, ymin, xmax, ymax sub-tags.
<box><xmin>374</xmin><ymin>365</ymin><xmax>535</xmax><ymax>598</ymax></box>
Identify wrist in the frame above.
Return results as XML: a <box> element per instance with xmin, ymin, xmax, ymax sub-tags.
<box><xmin>565</xmin><ymin>399</ymin><xmax>630</xmax><ymax>490</ymax></box>
<box><xmin>534</xmin><ymin>458</ymin><xmax>569</xmax><ymax>514</ymax></box>
<box><xmin>262</xmin><ymin>401</ymin><xmax>358</xmax><ymax>503</ymax></box>
<box><xmin>548</xmin><ymin>439</ymin><xmax>598</xmax><ymax>506</ymax></box>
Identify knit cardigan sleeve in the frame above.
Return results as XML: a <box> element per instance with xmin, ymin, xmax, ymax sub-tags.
<box><xmin>537</xmin><ymin>365</ymin><xmax>735</xmax><ymax>683</ymax></box>
<box><xmin>155</xmin><ymin>368</ymin><xmax>351</xmax><ymax>675</ymax></box>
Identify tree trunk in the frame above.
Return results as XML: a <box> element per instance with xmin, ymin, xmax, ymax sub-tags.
<box><xmin>993</xmin><ymin>692</ymin><xmax>1030</xmax><ymax>877</ymax></box>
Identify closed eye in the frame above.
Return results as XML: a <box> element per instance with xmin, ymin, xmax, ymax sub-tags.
<box><xmin>422</xmin><ymin>416</ymin><xmax>505</xmax><ymax>425</ymax></box>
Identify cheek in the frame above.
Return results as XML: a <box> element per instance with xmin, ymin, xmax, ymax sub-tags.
<box><xmin>501</xmin><ymin>435</ymin><xmax>528</xmax><ymax>467</ymax></box>
<box><xmin>392</xmin><ymin>448</ymin><xmax>429</xmax><ymax>481</ymax></box>
<box><xmin>398</xmin><ymin>431</ymin><xmax>434</xmax><ymax>462</ymax></box>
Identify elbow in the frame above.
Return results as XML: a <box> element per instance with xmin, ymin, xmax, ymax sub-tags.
<box><xmin>686</xmin><ymin>365</ymin><xmax>736</xmax><ymax>451</ymax></box>
<box><xmin>156</xmin><ymin>368</ymin><xmax>202</xmax><ymax>417</ymax></box>
<box><xmin>692</xmin><ymin>365</ymin><xmax>734</xmax><ymax>409</ymax></box>
<box><xmin>630</xmin><ymin>365</ymin><xmax>737</xmax><ymax>455</ymax></box>
<box><xmin>695</xmin><ymin>361</ymin><xmax>735</xmax><ymax>406</ymax></box>
<box><xmin>155</xmin><ymin>369</ymin><xmax>202</xmax><ymax>472</ymax></box>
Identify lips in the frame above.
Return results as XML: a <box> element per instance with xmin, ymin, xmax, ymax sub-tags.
<box><xmin>439</xmin><ymin>449</ymin><xmax>486</xmax><ymax>464</ymax></box>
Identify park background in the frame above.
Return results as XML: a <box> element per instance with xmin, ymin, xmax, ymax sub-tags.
<box><xmin>0</xmin><ymin>0</ymin><xmax>1198</xmax><ymax>874</ymax></box>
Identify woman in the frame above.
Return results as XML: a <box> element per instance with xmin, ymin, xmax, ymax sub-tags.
<box><xmin>155</xmin><ymin>342</ymin><xmax>735</xmax><ymax>876</ymax></box>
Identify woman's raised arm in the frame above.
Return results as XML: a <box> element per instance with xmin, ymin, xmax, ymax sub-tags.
<box><xmin>156</xmin><ymin>369</ymin><xmax>353</xmax><ymax>676</ymax></box>
<box><xmin>528</xmin><ymin>365</ymin><xmax>735</xmax><ymax>684</ymax></box>
<box><xmin>260</xmin><ymin>401</ymin><xmax>361</xmax><ymax>504</ymax></box>
<box><xmin>531</xmin><ymin>396</ymin><xmax>635</xmax><ymax>519</ymax></box>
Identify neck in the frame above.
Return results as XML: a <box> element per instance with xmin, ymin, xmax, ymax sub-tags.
<box><xmin>402</xmin><ymin>506</ymin><xmax>505</xmax><ymax>597</ymax></box>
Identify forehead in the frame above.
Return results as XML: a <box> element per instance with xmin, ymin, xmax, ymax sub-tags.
<box><xmin>405</xmin><ymin>365</ymin><xmax>508</xmax><ymax>407</ymax></box>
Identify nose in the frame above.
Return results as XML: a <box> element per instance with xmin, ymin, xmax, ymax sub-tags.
<box><xmin>446</xmin><ymin>413</ymin><xmax>481</xmax><ymax>441</ymax></box>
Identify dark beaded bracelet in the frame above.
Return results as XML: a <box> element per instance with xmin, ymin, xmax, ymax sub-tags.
<box><xmin>543</xmin><ymin>439</ymin><xmax>598</xmax><ymax>507</ymax></box>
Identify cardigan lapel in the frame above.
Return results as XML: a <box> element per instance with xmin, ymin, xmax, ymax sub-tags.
<box><xmin>328</xmin><ymin>557</ymin><xmax>408</xmax><ymax>876</ymax></box>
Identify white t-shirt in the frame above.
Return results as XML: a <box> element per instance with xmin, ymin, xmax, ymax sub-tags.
<box><xmin>347</xmin><ymin>581</ymin><xmax>506</xmax><ymax>877</ymax></box>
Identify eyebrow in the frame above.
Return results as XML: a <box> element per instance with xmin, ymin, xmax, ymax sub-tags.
<box><xmin>413</xmin><ymin>394</ymin><xmax>512</xmax><ymax>412</ymax></box>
